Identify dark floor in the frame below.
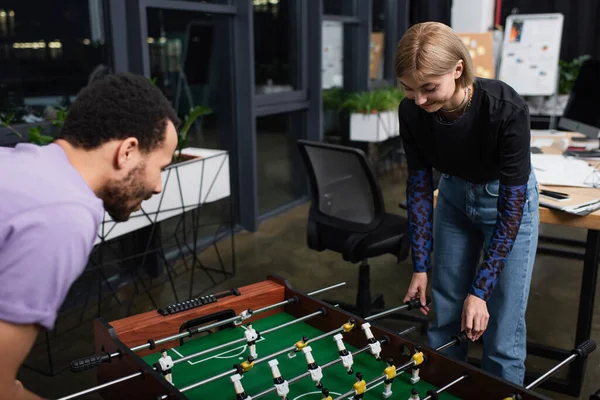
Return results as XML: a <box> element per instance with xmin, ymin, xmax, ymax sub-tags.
<box><xmin>18</xmin><ymin>168</ymin><xmax>600</xmax><ymax>400</ymax></box>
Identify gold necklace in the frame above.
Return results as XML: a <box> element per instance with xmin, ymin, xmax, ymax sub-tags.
<box><xmin>440</xmin><ymin>87</ymin><xmax>473</xmax><ymax>113</ymax></box>
<box><xmin>440</xmin><ymin>88</ymin><xmax>467</xmax><ymax>112</ymax></box>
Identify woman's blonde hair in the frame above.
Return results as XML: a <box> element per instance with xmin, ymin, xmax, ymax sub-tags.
<box><xmin>394</xmin><ymin>22</ymin><xmax>475</xmax><ymax>89</ymax></box>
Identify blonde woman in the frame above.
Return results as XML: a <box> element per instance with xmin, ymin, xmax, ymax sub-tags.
<box><xmin>395</xmin><ymin>22</ymin><xmax>539</xmax><ymax>385</ymax></box>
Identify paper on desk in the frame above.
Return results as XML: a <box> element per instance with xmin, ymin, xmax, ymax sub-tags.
<box><xmin>531</xmin><ymin>129</ymin><xmax>562</xmax><ymax>136</ymax></box>
<box><xmin>531</xmin><ymin>138</ymin><xmax>555</xmax><ymax>147</ymax></box>
<box><xmin>531</xmin><ymin>154</ymin><xmax>597</xmax><ymax>187</ymax></box>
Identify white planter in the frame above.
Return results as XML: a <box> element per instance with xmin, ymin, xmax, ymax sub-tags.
<box><xmin>349</xmin><ymin>110</ymin><xmax>399</xmax><ymax>142</ymax></box>
<box><xmin>95</xmin><ymin>147</ymin><xmax>230</xmax><ymax>245</ymax></box>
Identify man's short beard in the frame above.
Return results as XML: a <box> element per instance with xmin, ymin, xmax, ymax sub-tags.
<box><xmin>100</xmin><ymin>162</ymin><xmax>151</xmax><ymax>222</ymax></box>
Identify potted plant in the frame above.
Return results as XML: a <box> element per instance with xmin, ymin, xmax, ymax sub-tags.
<box><xmin>341</xmin><ymin>86</ymin><xmax>404</xmax><ymax>142</ymax></box>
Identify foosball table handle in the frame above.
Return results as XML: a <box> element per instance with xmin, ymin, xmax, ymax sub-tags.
<box><xmin>572</xmin><ymin>339</ymin><xmax>597</xmax><ymax>359</ymax></box>
<box><xmin>70</xmin><ymin>352</ymin><xmax>113</xmax><ymax>373</ymax></box>
<box><xmin>406</xmin><ymin>296</ymin><xmax>432</xmax><ymax>310</ymax></box>
<box><xmin>451</xmin><ymin>332</ymin><xmax>468</xmax><ymax>345</ymax></box>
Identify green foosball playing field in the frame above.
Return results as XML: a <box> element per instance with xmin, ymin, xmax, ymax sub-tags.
<box><xmin>142</xmin><ymin>312</ymin><xmax>460</xmax><ymax>400</ymax></box>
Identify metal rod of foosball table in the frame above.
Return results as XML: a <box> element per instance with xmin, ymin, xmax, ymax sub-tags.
<box><xmin>253</xmin><ymin>330</ymin><xmax>413</xmax><ymax>400</ymax></box>
<box><xmin>333</xmin><ymin>358</ymin><xmax>418</xmax><ymax>400</ymax></box>
<box><xmin>173</xmin><ymin>309</ymin><xmax>324</xmax><ymax>366</ymax></box>
<box><xmin>128</xmin><ymin>296</ymin><xmax>299</xmax><ymax>354</ymax></box>
<box><xmin>128</xmin><ymin>282</ymin><xmax>345</xmax><ymax>355</ymax></box>
<box><xmin>307</xmin><ymin>282</ymin><xmax>346</xmax><ymax>296</ymax></box>
<box><xmin>422</xmin><ymin>373</ymin><xmax>469</xmax><ymax>400</ymax></box>
<box><xmin>364</xmin><ymin>296</ymin><xmax>431</xmax><ymax>321</ymax></box>
<box><xmin>514</xmin><ymin>340</ymin><xmax>595</xmax><ymax>395</ymax></box>
<box><xmin>252</xmin><ymin>346</ymin><xmax>373</xmax><ymax>399</ymax></box>
<box><xmin>55</xmin><ymin>372</ymin><xmax>142</xmax><ymax>400</ymax></box>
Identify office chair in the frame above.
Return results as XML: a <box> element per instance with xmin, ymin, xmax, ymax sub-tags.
<box><xmin>296</xmin><ymin>139</ymin><xmax>429</xmax><ymax>331</ymax></box>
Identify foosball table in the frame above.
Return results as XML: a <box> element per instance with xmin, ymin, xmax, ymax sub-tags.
<box><xmin>58</xmin><ymin>276</ymin><xmax>596</xmax><ymax>400</ymax></box>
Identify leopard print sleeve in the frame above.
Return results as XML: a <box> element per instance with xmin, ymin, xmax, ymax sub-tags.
<box><xmin>406</xmin><ymin>169</ymin><xmax>434</xmax><ymax>273</ymax></box>
<box><xmin>469</xmin><ymin>183</ymin><xmax>527</xmax><ymax>301</ymax></box>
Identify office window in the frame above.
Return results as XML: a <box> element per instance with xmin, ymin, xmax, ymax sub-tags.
<box><xmin>0</xmin><ymin>1</ymin><xmax>110</xmax><ymax>122</ymax></box>
<box><xmin>169</xmin><ymin>0</ymin><xmax>230</xmax><ymax>3</ymax></box>
<box><xmin>323</xmin><ymin>0</ymin><xmax>355</xmax><ymax>16</ymax></box>
<box><xmin>256</xmin><ymin>111</ymin><xmax>306</xmax><ymax>215</ymax></box>
<box><xmin>146</xmin><ymin>8</ymin><xmax>234</xmax><ymax>150</ymax></box>
<box><xmin>146</xmin><ymin>7</ymin><xmax>237</xmax><ymax>240</ymax></box>
<box><xmin>253</xmin><ymin>0</ymin><xmax>301</xmax><ymax>94</ymax></box>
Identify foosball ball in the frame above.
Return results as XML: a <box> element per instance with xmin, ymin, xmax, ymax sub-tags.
<box><xmin>58</xmin><ymin>276</ymin><xmax>596</xmax><ymax>400</ymax></box>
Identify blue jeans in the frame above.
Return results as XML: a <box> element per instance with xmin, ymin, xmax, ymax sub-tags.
<box><xmin>427</xmin><ymin>171</ymin><xmax>539</xmax><ymax>385</ymax></box>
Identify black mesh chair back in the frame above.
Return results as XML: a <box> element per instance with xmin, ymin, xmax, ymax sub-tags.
<box><xmin>296</xmin><ymin>140</ymin><xmax>385</xmax><ymax>233</ymax></box>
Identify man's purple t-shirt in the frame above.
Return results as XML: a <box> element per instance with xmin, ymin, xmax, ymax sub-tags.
<box><xmin>0</xmin><ymin>143</ymin><xmax>104</xmax><ymax>330</ymax></box>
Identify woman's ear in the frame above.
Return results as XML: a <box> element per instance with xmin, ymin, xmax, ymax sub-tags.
<box><xmin>454</xmin><ymin>59</ymin><xmax>464</xmax><ymax>80</ymax></box>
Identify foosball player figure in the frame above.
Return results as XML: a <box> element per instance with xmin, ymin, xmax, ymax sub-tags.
<box><xmin>235</xmin><ymin>308</ymin><xmax>253</xmax><ymax>326</ymax></box>
<box><xmin>157</xmin><ymin>349</ymin><xmax>174</xmax><ymax>384</ymax></box>
<box><xmin>234</xmin><ymin>355</ymin><xmax>256</xmax><ymax>375</ymax></box>
<box><xmin>409</xmin><ymin>387</ymin><xmax>420</xmax><ymax>400</ymax></box>
<box><xmin>352</xmin><ymin>372</ymin><xmax>366</xmax><ymax>399</ymax></box>
<box><xmin>288</xmin><ymin>335</ymin><xmax>309</xmax><ymax>358</ymax></box>
<box><xmin>410</xmin><ymin>349</ymin><xmax>424</xmax><ymax>384</ymax></box>
<box><xmin>382</xmin><ymin>357</ymin><xmax>396</xmax><ymax>398</ymax></box>
<box><xmin>343</xmin><ymin>318</ymin><xmax>356</xmax><ymax>333</ymax></box>
<box><xmin>360</xmin><ymin>322</ymin><xmax>382</xmax><ymax>360</ymax></box>
<box><xmin>245</xmin><ymin>323</ymin><xmax>259</xmax><ymax>358</ymax></box>
<box><xmin>230</xmin><ymin>373</ymin><xmax>252</xmax><ymax>400</ymax></box>
<box><xmin>268</xmin><ymin>359</ymin><xmax>290</xmax><ymax>400</ymax></box>
<box><xmin>321</xmin><ymin>388</ymin><xmax>333</xmax><ymax>400</ymax></box>
<box><xmin>302</xmin><ymin>346</ymin><xmax>324</xmax><ymax>389</ymax></box>
<box><xmin>333</xmin><ymin>333</ymin><xmax>354</xmax><ymax>374</ymax></box>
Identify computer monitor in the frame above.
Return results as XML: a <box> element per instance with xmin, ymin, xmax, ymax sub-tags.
<box><xmin>558</xmin><ymin>59</ymin><xmax>600</xmax><ymax>140</ymax></box>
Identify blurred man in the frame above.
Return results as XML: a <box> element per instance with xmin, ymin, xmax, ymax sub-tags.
<box><xmin>0</xmin><ymin>73</ymin><xmax>180</xmax><ymax>399</ymax></box>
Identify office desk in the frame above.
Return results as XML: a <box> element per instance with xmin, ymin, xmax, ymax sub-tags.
<box><xmin>532</xmin><ymin>134</ymin><xmax>600</xmax><ymax>396</ymax></box>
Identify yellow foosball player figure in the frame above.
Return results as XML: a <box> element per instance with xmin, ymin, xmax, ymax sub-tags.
<box><xmin>352</xmin><ymin>372</ymin><xmax>366</xmax><ymax>399</ymax></box>
<box><xmin>411</xmin><ymin>349</ymin><xmax>424</xmax><ymax>384</ymax></box>
<box><xmin>382</xmin><ymin>357</ymin><xmax>396</xmax><ymax>398</ymax></box>
<box><xmin>321</xmin><ymin>387</ymin><xmax>333</xmax><ymax>400</ymax></box>
<box><xmin>288</xmin><ymin>335</ymin><xmax>309</xmax><ymax>358</ymax></box>
<box><xmin>343</xmin><ymin>318</ymin><xmax>356</xmax><ymax>333</ymax></box>
<box><xmin>234</xmin><ymin>355</ymin><xmax>255</xmax><ymax>375</ymax></box>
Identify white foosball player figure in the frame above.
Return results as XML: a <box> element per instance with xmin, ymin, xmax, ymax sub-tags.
<box><xmin>333</xmin><ymin>333</ymin><xmax>354</xmax><ymax>374</ymax></box>
<box><xmin>411</xmin><ymin>366</ymin><xmax>420</xmax><ymax>384</ymax></box>
<box><xmin>268</xmin><ymin>359</ymin><xmax>289</xmax><ymax>399</ymax></box>
<box><xmin>244</xmin><ymin>324</ymin><xmax>259</xmax><ymax>358</ymax></box>
<box><xmin>302</xmin><ymin>346</ymin><xmax>324</xmax><ymax>389</ymax></box>
<box><xmin>231</xmin><ymin>373</ymin><xmax>252</xmax><ymax>400</ymax></box>
<box><xmin>158</xmin><ymin>349</ymin><xmax>174</xmax><ymax>384</ymax></box>
<box><xmin>409</xmin><ymin>387</ymin><xmax>420</xmax><ymax>400</ymax></box>
<box><xmin>360</xmin><ymin>322</ymin><xmax>381</xmax><ymax>360</ymax></box>
<box><xmin>235</xmin><ymin>308</ymin><xmax>254</xmax><ymax>326</ymax></box>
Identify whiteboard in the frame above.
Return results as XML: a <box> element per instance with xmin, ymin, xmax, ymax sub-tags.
<box><xmin>322</xmin><ymin>20</ymin><xmax>344</xmax><ymax>89</ymax></box>
<box><xmin>498</xmin><ymin>13</ymin><xmax>564</xmax><ymax>96</ymax></box>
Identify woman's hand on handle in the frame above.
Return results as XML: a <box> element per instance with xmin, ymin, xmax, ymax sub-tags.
<box><xmin>403</xmin><ymin>272</ymin><xmax>430</xmax><ymax>315</ymax></box>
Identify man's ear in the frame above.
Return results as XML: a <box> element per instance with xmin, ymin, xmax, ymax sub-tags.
<box><xmin>115</xmin><ymin>138</ymin><xmax>139</xmax><ymax>169</ymax></box>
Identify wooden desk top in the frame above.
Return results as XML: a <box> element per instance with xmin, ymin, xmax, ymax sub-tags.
<box><xmin>432</xmin><ymin>131</ymin><xmax>600</xmax><ymax>231</ymax></box>
<box><xmin>535</xmin><ymin>132</ymin><xmax>600</xmax><ymax>230</ymax></box>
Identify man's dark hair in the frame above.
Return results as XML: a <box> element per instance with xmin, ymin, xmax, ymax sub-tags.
<box><xmin>60</xmin><ymin>72</ymin><xmax>180</xmax><ymax>152</ymax></box>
